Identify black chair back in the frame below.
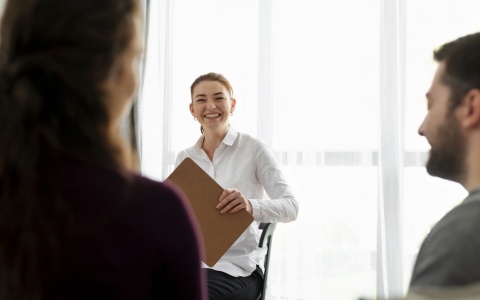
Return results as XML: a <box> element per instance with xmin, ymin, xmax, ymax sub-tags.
<box><xmin>258</xmin><ymin>222</ymin><xmax>276</xmax><ymax>300</ymax></box>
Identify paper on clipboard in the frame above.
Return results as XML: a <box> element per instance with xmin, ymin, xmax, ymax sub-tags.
<box><xmin>165</xmin><ymin>157</ymin><xmax>254</xmax><ymax>267</ymax></box>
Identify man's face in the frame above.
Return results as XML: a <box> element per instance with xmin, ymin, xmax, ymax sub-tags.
<box><xmin>418</xmin><ymin>62</ymin><xmax>466</xmax><ymax>182</ymax></box>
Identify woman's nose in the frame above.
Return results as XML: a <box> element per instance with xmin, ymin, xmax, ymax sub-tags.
<box><xmin>207</xmin><ymin>101</ymin><xmax>216</xmax><ymax>109</ymax></box>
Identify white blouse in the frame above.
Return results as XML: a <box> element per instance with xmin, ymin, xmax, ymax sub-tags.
<box><xmin>174</xmin><ymin>127</ymin><xmax>299</xmax><ymax>277</ymax></box>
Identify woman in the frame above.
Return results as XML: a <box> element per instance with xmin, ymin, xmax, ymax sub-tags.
<box><xmin>0</xmin><ymin>0</ymin><xmax>205</xmax><ymax>299</ymax></box>
<box><xmin>175</xmin><ymin>72</ymin><xmax>299</xmax><ymax>300</ymax></box>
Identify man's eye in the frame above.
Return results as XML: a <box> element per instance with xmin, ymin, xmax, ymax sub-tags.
<box><xmin>196</xmin><ymin>99</ymin><xmax>206</xmax><ymax>102</ymax></box>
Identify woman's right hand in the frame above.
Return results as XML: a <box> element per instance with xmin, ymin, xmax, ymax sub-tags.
<box><xmin>216</xmin><ymin>188</ymin><xmax>252</xmax><ymax>215</ymax></box>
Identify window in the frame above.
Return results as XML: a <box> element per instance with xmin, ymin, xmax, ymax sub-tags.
<box><xmin>139</xmin><ymin>0</ymin><xmax>479</xmax><ymax>298</ymax></box>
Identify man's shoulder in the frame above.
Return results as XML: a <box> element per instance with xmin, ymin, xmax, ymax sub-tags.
<box><xmin>410</xmin><ymin>196</ymin><xmax>480</xmax><ymax>288</ymax></box>
<box><xmin>431</xmin><ymin>197</ymin><xmax>480</xmax><ymax>239</ymax></box>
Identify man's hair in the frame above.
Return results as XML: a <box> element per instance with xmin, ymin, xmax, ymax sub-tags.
<box><xmin>434</xmin><ymin>32</ymin><xmax>480</xmax><ymax>110</ymax></box>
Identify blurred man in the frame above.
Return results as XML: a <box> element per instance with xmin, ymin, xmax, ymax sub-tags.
<box><xmin>411</xmin><ymin>32</ymin><xmax>480</xmax><ymax>291</ymax></box>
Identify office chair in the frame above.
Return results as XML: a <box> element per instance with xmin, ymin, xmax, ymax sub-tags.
<box><xmin>257</xmin><ymin>222</ymin><xmax>277</xmax><ymax>300</ymax></box>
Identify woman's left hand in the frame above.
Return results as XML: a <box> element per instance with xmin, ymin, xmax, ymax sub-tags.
<box><xmin>216</xmin><ymin>188</ymin><xmax>252</xmax><ymax>215</ymax></box>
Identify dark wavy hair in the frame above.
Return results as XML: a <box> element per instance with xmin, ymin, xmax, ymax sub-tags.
<box><xmin>434</xmin><ymin>32</ymin><xmax>480</xmax><ymax>112</ymax></box>
<box><xmin>0</xmin><ymin>0</ymin><xmax>138</xmax><ymax>298</ymax></box>
<box><xmin>190</xmin><ymin>72</ymin><xmax>234</xmax><ymax>134</ymax></box>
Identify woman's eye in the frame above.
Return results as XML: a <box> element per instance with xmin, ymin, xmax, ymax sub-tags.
<box><xmin>216</xmin><ymin>97</ymin><xmax>225</xmax><ymax>101</ymax></box>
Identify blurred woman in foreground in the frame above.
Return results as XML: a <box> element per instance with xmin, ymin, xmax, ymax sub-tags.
<box><xmin>0</xmin><ymin>0</ymin><xmax>206</xmax><ymax>299</ymax></box>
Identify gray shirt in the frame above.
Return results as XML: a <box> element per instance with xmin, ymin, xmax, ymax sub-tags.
<box><xmin>409</xmin><ymin>189</ymin><xmax>480</xmax><ymax>290</ymax></box>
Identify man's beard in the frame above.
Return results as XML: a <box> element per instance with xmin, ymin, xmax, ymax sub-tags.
<box><xmin>426</xmin><ymin>114</ymin><xmax>466</xmax><ymax>183</ymax></box>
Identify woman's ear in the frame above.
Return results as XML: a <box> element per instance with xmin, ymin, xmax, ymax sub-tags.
<box><xmin>230</xmin><ymin>98</ymin><xmax>236</xmax><ymax>113</ymax></box>
<box><xmin>189</xmin><ymin>102</ymin><xmax>195</xmax><ymax>116</ymax></box>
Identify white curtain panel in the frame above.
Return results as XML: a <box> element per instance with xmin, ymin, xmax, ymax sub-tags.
<box><xmin>139</xmin><ymin>0</ymin><xmax>479</xmax><ymax>299</ymax></box>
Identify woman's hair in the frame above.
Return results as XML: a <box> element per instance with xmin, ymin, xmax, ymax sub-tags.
<box><xmin>0</xmin><ymin>0</ymin><xmax>138</xmax><ymax>298</ymax></box>
<box><xmin>190</xmin><ymin>72</ymin><xmax>234</xmax><ymax>133</ymax></box>
<box><xmin>190</xmin><ymin>72</ymin><xmax>234</xmax><ymax>99</ymax></box>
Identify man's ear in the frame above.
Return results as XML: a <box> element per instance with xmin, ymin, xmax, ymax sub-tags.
<box><xmin>461</xmin><ymin>89</ymin><xmax>480</xmax><ymax>129</ymax></box>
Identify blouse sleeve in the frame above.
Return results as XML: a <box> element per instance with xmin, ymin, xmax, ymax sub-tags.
<box><xmin>249</xmin><ymin>140</ymin><xmax>299</xmax><ymax>223</ymax></box>
<box><xmin>174</xmin><ymin>150</ymin><xmax>188</xmax><ymax>169</ymax></box>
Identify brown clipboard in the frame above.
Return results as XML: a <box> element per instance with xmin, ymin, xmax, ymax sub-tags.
<box><xmin>166</xmin><ymin>157</ymin><xmax>254</xmax><ymax>267</ymax></box>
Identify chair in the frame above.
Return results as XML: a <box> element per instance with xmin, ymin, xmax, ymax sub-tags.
<box><xmin>257</xmin><ymin>222</ymin><xmax>277</xmax><ymax>300</ymax></box>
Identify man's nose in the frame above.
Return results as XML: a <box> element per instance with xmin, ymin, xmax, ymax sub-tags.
<box><xmin>418</xmin><ymin>118</ymin><xmax>426</xmax><ymax>136</ymax></box>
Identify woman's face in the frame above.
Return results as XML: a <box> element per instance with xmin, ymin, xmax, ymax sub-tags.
<box><xmin>190</xmin><ymin>80</ymin><xmax>236</xmax><ymax>135</ymax></box>
<box><xmin>103</xmin><ymin>14</ymin><xmax>143</xmax><ymax>128</ymax></box>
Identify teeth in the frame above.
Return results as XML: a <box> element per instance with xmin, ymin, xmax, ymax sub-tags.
<box><xmin>205</xmin><ymin>113</ymin><xmax>221</xmax><ymax>118</ymax></box>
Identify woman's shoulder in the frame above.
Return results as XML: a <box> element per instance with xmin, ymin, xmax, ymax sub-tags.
<box><xmin>235</xmin><ymin>130</ymin><xmax>266</xmax><ymax>146</ymax></box>
<box><xmin>175</xmin><ymin>139</ymin><xmax>203</xmax><ymax>161</ymax></box>
<box><xmin>129</xmin><ymin>172</ymin><xmax>189</xmax><ymax>211</ymax></box>
<box><xmin>127</xmin><ymin>173</ymin><xmax>200</xmax><ymax>249</ymax></box>
<box><xmin>235</xmin><ymin>131</ymin><xmax>271</xmax><ymax>155</ymax></box>
<box><xmin>57</xmin><ymin>159</ymin><xmax>196</xmax><ymax>241</ymax></box>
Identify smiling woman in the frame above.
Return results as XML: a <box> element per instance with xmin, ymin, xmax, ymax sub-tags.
<box><xmin>173</xmin><ymin>72</ymin><xmax>299</xmax><ymax>300</ymax></box>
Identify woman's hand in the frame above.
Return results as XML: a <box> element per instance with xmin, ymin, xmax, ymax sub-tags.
<box><xmin>216</xmin><ymin>188</ymin><xmax>252</xmax><ymax>215</ymax></box>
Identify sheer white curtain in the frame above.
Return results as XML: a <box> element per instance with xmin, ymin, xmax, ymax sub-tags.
<box><xmin>139</xmin><ymin>0</ymin><xmax>479</xmax><ymax>299</ymax></box>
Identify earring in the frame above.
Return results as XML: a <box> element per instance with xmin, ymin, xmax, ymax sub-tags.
<box><xmin>194</xmin><ymin>117</ymin><xmax>197</xmax><ymax>121</ymax></box>
<box><xmin>230</xmin><ymin>112</ymin><xmax>233</xmax><ymax>116</ymax></box>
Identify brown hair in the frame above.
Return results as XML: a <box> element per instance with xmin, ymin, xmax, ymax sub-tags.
<box><xmin>0</xmin><ymin>0</ymin><xmax>138</xmax><ymax>298</ymax></box>
<box><xmin>434</xmin><ymin>32</ymin><xmax>480</xmax><ymax>112</ymax></box>
<box><xmin>190</xmin><ymin>72</ymin><xmax>234</xmax><ymax>98</ymax></box>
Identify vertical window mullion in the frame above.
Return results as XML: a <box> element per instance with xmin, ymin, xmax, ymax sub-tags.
<box><xmin>161</xmin><ymin>0</ymin><xmax>174</xmax><ymax>179</ymax></box>
<box><xmin>257</xmin><ymin>0</ymin><xmax>274</xmax><ymax>146</ymax></box>
<box><xmin>377</xmin><ymin>0</ymin><xmax>407</xmax><ymax>298</ymax></box>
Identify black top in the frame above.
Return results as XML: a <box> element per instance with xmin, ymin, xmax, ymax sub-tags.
<box><xmin>409</xmin><ymin>189</ymin><xmax>480</xmax><ymax>290</ymax></box>
<box><xmin>44</xmin><ymin>158</ymin><xmax>206</xmax><ymax>300</ymax></box>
